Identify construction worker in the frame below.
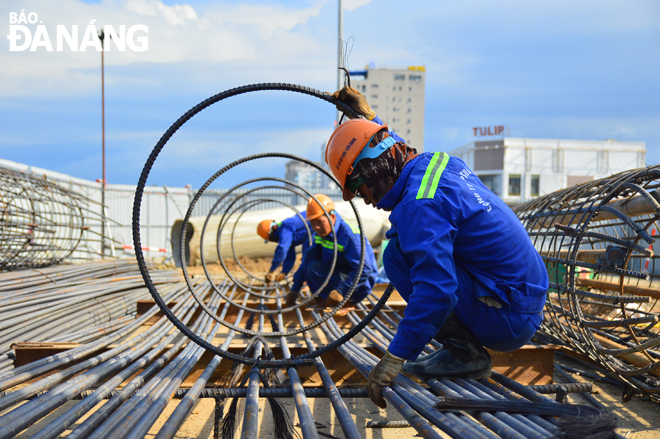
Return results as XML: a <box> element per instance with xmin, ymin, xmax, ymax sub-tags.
<box><xmin>257</xmin><ymin>213</ymin><xmax>311</xmax><ymax>283</ymax></box>
<box><xmin>284</xmin><ymin>194</ymin><xmax>378</xmax><ymax>312</ymax></box>
<box><xmin>326</xmin><ymin>87</ymin><xmax>549</xmax><ymax>408</ymax></box>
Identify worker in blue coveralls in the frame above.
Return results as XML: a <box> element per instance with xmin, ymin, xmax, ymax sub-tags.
<box><xmin>257</xmin><ymin>213</ymin><xmax>311</xmax><ymax>283</ymax></box>
<box><xmin>325</xmin><ymin>87</ymin><xmax>549</xmax><ymax>408</ymax></box>
<box><xmin>284</xmin><ymin>193</ymin><xmax>378</xmax><ymax>314</ymax></box>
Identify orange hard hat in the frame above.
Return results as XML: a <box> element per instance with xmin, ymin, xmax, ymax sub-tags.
<box><xmin>257</xmin><ymin>219</ymin><xmax>275</xmax><ymax>241</ymax></box>
<box><xmin>306</xmin><ymin>194</ymin><xmax>335</xmax><ymax>221</ymax></box>
<box><xmin>325</xmin><ymin>118</ymin><xmax>389</xmax><ymax>201</ymax></box>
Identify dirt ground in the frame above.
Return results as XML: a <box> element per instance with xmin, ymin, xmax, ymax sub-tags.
<box><xmin>185</xmin><ymin>257</ymin><xmax>283</xmax><ymax>279</ymax></box>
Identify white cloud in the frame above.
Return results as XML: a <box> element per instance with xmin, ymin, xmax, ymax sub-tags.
<box><xmin>123</xmin><ymin>0</ymin><xmax>199</xmax><ymax>27</ymax></box>
<box><xmin>343</xmin><ymin>0</ymin><xmax>372</xmax><ymax>12</ymax></box>
<box><xmin>0</xmin><ymin>0</ymin><xmax>334</xmax><ymax>97</ymax></box>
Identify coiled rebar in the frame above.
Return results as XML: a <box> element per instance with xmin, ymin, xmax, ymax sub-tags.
<box><xmin>132</xmin><ymin>83</ymin><xmax>392</xmax><ymax>366</ymax></box>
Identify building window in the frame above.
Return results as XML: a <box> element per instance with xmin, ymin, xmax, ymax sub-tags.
<box><xmin>371</xmin><ymin>95</ymin><xmax>378</xmax><ymax>99</ymax></box>
<box><xmin>509</xmin><ymin>174</ymin><xmax>521</xmax><ymax>196</ymax></box>
<box><xmin>407</xmin><ymin>129</ymin><xmax>411</xmax><ymax>134</ymax></box>
<box><xmin>371</xmin><ymin>84</ymin><xmax>378</xmax><ymax>88</ymax></box>
<box><xmin>479</xmin><ymin>175</ymin><xmax>500</xmax><ymax>195</ymax></box>
<box><xmin>407</xmin><ymin>119</ymin><xmax>411</xmax><ymax>123</ymax></box>
<box><xmin>361</xmin><ymin>85</ymin><xmax>366</xmax><ymax>92</ymax></box>
<box><xmin>474</xmin><ymin>146</ymin><xmax>504</xmax><ymax>171</ymax></box>
<box><xmin>409</xmin><ymin>75</ymin><xmax>422</xmax><ymax>82</ymax></box>
<box><xmin>394</xmin><ymin>74</ymin><xmax>405</xmax><ymax>80</ymax></box>
<box><xmin>531</xmin><ymin>175</ymin><xmax>540</xmax><ymax>196</ymax></box>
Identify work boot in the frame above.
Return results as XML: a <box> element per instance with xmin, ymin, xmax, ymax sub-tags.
<box><xmin>325</xmin><ymin>290</ymin><xmax>344</xmax><ymax>307</ymax></box>
<box><xmin>402</xmin><ymin>312</ymin><xmax>492</xmax><ymax>380</ymax></box>
<box><xmin>284</xmin><ymin>290</ymin><xmax>299</xmax><ymax>307</ymax></box>
<box><xmin>306</xmin><ymin>296</ymin><xmax>328</xmax><ymax>311</ymax></box>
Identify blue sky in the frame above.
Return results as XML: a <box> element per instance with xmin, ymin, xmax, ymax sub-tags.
<box><xmin>1</xmin><ymin>0</ymin><xmax>658</xmax><ymax>188</ymax></box>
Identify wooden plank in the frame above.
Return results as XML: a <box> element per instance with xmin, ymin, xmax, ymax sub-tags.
<box><xmin>488</xmin><ymin>345</ymin><xmax>557</xmax><ymax>385</ymax></box>
<box><xmin>13</xmin><ymin>342</ymin><xmax>80</xmax><ymax>368</ymax></box>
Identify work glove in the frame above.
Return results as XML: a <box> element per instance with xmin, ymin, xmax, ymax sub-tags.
<box><xmin>275</xmin><ymin>272</ymin><xmax>286</xmax><ymax>282</ymax></box>
<box><xmin>265</xmin><ymin>271</ymin><xmax>275</xmax><ymax>283</ymax></box>
<box><xmin>367</xmin><ymin>350</ymin><xmax>405</xmax><ymax>409</ymax></box>
<box><xmin>331</xmin><ymin>86</ymin><xmax>376</xmax><ymax>120</ymax></box>
<box><xmin>284</xmin><ymin>290</ymin><xmax>300</xmax><ymax>307</ymax></box>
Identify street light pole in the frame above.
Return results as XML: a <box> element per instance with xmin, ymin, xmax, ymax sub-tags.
<box><xmin>336</xmin><ymin>0</ymin><xmax>343</xmax><ymax>125</ymax></box>
<box><xmin>98</xmin><ymin>28</ymin><xmax>106</xmax><ymax>257</ymax></box>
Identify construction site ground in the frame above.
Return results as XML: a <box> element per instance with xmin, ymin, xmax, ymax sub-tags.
<box><xmin>6</xmin><ymin>260</ymin><xmax>660</xmax><ymax>438</ymax></box>
<box><xmin>10</xmin><ymin>354</ymin><xmax>660</xmax><ymax>438</ymax></box>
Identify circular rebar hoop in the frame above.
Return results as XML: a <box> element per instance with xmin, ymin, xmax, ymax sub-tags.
<box><xmin>220</xmin><ymin>184</ymin><xmax>313</xmax><ymax>282</ymax></box>
<box><xmin>515</xmin><ymin>165</ymin><xmax>660</xmax><ymax>393</ymax></box>
<box><xmin>203</xmin><ymin>197</ymin><xmax>317</xmax><ymax>301</ymax></box>
<box><xmin>178</xmin><ymin>155</ymin><xmax>357</xmax><ymax>331</ymax></box>
<box><xmin>132</xmin><ymin>82</ymin><xmax>392</xmax><ymax>366</ymax></box>
<box><xmin>199</xmin><ymin>177</ymin><xmax>317</xmax><ymax>290</ymax></box>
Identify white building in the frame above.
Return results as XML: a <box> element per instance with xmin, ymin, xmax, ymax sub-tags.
<box><xmin>349</xmin><ymin>65</ymin><xmax>426</xmax><ymax>152</ymax></box>
<box><xmin>450</xmin><ymin>138</ymin><xmax>647</xmax><ymax>205</ymax></box>
<box><xmin>285</xmin><ymin>160</ymin><xmax>332</xmax><ymax>193</ymax></box>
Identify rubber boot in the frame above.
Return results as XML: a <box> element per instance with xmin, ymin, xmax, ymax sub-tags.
<box><xmin>402</xmin><ymin>312</ymin><xmax>492</xmax><ymax>380</ymax></box>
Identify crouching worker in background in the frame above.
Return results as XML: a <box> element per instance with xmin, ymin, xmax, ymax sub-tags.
<box><xmin>327</xmin><ymin>86</ymin><xmax>549</xmax><ymax>408</ymax></box>
<box><xmin>284</xmin><ymin>194</ymin><xmax>378</xmax><ymax>314</ymax></box>
<box><xmin>257</xmin><ymin>211</ymin><xmax>311</xmax><ymax>284</ymax></box>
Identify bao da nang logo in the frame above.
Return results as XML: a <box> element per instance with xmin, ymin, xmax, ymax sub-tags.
<box><xmin>7</xmin><ymin>10</ymin><xmax>148</xmax><ymax>52</ymax></box>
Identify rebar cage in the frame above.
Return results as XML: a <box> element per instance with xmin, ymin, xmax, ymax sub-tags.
<box><xmin>514</xmin><ymin>166</ymin><xmax>660</xmax><ymax>394</ymax></box>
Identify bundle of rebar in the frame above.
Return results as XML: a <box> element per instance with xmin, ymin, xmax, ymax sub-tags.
<box><xmin>0</xmin><ymin>166</ymin><xmax>110</xmax><ymax>270</ymax></box>
<box><xmin>0</xmin><ymin>262</ymin><xmax>610</xmax><ymax>439</ymax></box>
<box><xmin>514</xmin><ymin>165</ymin><xmax>660</xmax><ymax>395</ymax></box>
<box><xmin>0</xmin><ymin>260</ymin><xmax>177</xmax><ymax>374</ymax></box>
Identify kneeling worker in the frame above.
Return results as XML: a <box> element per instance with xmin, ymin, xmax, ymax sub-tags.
<box><xmin>257</xmin><ymin>213</ymin><xmax>311</xmax><ymax>283</ymax></box>
<box><xmin>326</xmin><ymin>87</ymin><xmax>548</xmax><ymax>408</ymax></box>
<box><xmin>285</xmin><ymin>194</ymin><xmax>378</xmax><ymax>312</ymax></box>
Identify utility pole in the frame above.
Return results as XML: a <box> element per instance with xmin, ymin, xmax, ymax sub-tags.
<box><xmin>98</xmin><ymin>28</ymin><xmax>106</xmax><ymax>257</ymax></box>
<box><xmin>336</xmin><ymin>0</ymin><xmax>343</xmax><ymax>125</ymax></box>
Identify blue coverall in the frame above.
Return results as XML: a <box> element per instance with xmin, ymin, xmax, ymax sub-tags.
<box><xmin>291</xmin><ymin>212</ymin><xmax>378</xmax><ymax>303</ymax></box>
<box><xmin>269</xmin><ymin>212</ymin><xmax>311</xmax><ymax>275</ymax></box>
<box><xmin>377</xmin><ymin>151</ymin><xmax>548</xmax><ymax>361</ymax></box>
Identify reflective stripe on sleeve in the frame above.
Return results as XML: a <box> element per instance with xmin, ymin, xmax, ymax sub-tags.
<box><xmin>416</xmin><ymin>152</ymin><xmax>449</xmax><ymax>200</ymax></box>
<box><xmin>314</xmin><ymin>236</ymin><xmax>345</xmax><ymax>251</ymax></box>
